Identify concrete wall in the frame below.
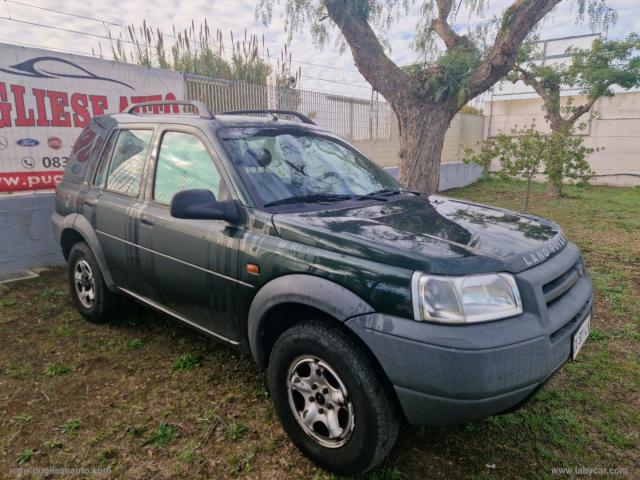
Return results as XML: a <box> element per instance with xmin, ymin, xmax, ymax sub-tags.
<box><xmin>352</xmin><ymin>112</ymin><xmax>485</xmax><ymax>168</ymax></box>
<box><xmin>385</xmin><ymin>163</ymin><xmax>482</xmax><ymax>191</ymax></box>
<box><xmin>441</xmin><ymin>113</ymin><xmax>486</xmax><ymax>164</ymax></box>
<box><xmin>438</xmin><ymin>162</ymin><xmax>483</xmax><ymax>191</ymax></box>
<box><xmin>485</xmin><ymin>91</ymin><xmax>640</xmax><ymax>187</ymax></box>
<box><xmin>0</xmin><ymin>193</ymin><xmax>63</xmax><ymax>274</ymax></box>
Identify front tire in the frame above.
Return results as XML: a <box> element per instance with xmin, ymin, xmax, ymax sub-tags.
<box><xmin>68</xmin><ymin>242</ymin><xmax>118</xmax><ymax>323</ymax></box>
<box><xmin>268</xmin><ymin>320</ymin><xmax>399</xmax><ymax>476</ymax></box>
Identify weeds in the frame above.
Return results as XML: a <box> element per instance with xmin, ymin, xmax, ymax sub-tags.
<box><xmin>63</xmin><ymin>419</ymin><xmax>82</xmax><ymax>434</ymax></box>
<box><xmin>45</xmin><ymin>363</ymin><xmax>72</xmax><ymax>377</ymax></box>
<box><xmin>16</xmin><ymin>448</ymin><xmax>36</xmax><ymax>465</ymax></box>
<box><xmin>172</xmin><ymin>353</ymin><xmax>203</xmax><ymax>371</ymax></box>
<box><xmin>126</xmin><ymin>338</ymin><xmax>145</xmax><ymax>350</ymax></box>
<box><xmin>13</xmin><ymin>413</ymin><xmax>31</xmax><ymax>424</ymax></box>
<box><xmin>227</xmin><ymin>422</ymin><xmax>248</xmax><ymax>441</ymax></box>
<box><xmin>142</xmin><ymin>423</ymin><xmax>179</xmax><ymax>448</ymax></box>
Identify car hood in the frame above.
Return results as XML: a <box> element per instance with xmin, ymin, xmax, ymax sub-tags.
<box><xmin>272</xmin><ymin>195</ymin><xmax>568</xmax><ymax>274</ymax></box>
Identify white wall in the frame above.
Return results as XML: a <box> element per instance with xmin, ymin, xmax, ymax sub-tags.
<box><xmin>484</xmin><ymin>91</ymin><xmax>640</xmax><ymax>187</ymax></box>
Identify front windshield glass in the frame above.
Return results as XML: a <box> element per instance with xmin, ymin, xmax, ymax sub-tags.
<box><xmin>218</xmin><ymin>127</ymin><xmax>399</xmax><ymax>207</ymax></box>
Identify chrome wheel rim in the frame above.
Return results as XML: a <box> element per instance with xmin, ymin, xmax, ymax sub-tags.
<box><xmin>287</xmin><ymin>355</ymin><xmax>355</xmax><ymax>448</ymax></box>
<box><xmin>74</xmin><ymin>259</ymin><xmax>95</xmax><ymax>309</ymax></box>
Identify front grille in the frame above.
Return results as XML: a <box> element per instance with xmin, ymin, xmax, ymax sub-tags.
<box><xmin>550</xmin><ymin>299</ymin><xmax>590</xmax><ymax>343</ymax></box>
<box><xmin>542</xmin><ymin>259</ymin><xmax>583</xmax><ymax>306</ymax></box>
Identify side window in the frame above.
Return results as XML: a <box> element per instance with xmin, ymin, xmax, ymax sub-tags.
<box><xmin>105</xmin><ymin>129</ymin><xmax>153</xmax><ymax>197</ymax></box>
<box><xmin>154</xmin><ymin>131</ymin><xmax>225</xmax><ymax>205</ymax></box>
<box><xmin>93</xmin><ymin>130</ymin><xmax>117</xmax><ymax>188</ymax></box>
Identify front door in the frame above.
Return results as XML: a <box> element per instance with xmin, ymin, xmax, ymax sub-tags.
<box><xmin>138</xmin><ymin>129</ymin><xmax>247</xmax><ymax>342</ymax></box>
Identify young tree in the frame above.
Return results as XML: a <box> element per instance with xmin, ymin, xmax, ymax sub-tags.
<box><xmin>545</xmin><ymin>128</ymin><xmax>596</xmax><ymax>192</ymax></box>
<box><xmin>465</xmin><ymin>124</ymin><xmax>595</xmax><ymax>209</ymax></box>
<box><xmin>510</xmin><ymin>33</ymin><xmax>640</xmax><ymax>195</ymax></box>
<box><xmin>256</xmin><ymin>0</ymin><xmax>615</xmax><ymax>192</ymax></box>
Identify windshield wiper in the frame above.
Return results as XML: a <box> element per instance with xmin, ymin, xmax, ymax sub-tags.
<box><xmin>263</xmin><ymin>194</ymin><xmax>354</xmax><ymax>207</ymax></box>
<box><xmin>357</xmin><ymin>188</ymin><xmax>421</xmax><ymax>200</ymax></box>
<box><xmin>364</xmin><ymin>188</ymin><xmax>402</xmax><ymax>197</ymax></box>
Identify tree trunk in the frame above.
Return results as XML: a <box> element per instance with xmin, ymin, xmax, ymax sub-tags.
<box><xmin>396</xmin><ymin>104</ymin><xmax>455</xmax><ymax>193</ymax></box>
<box><xmin>546</xmin><ymin>115</ymin><xmax>568</xmax><ymax>197</ymax></box>
<box><xmin>524</xmin><ymin>174</ymin><xmax>534</xmax><ymax>212</ymax></box>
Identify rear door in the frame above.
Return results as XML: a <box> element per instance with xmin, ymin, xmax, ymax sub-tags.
<box><xmin>138</xmin><ymin>127</ymin><xmax>246</xmax><ymax>342</ymax></box>
<box><xmin>92</xmin><ymin>127</ymin><xmax>155</xmax><ymax>292</ymax></box>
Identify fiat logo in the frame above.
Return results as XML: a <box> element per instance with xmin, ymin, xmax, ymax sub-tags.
<box><xmin>48</xmin><ymin>137</ymin><xmax>63</xmax><ymax>150</ymax></box>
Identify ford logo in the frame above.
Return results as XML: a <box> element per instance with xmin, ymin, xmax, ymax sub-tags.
<box><xmin>17</xmin><ymin>138</ymin><xmax>40</xmax><ymax>147</ymax></box>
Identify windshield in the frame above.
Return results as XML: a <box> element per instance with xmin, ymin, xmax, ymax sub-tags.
<box><xmin>218</xmin><ymin>127</ymin><xmax>399</xmax><ymax>208</ymax></box>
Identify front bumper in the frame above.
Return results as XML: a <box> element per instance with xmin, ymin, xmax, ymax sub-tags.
<box><xmin>345</xmin><ymin>242</ymin><xmax>593</xmax><ymax>426</ymax></box>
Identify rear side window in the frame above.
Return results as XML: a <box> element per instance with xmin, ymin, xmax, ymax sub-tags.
<box><xmin>105</xmin><ymin>130</ymin><xmax>153</xmax><ymax>197</ymax></box>
<box><xmin>93</xmin><ymin>131</ymin><xmax>117</xmax><ymax>188</ymax></box>
<box><xmin>153</xmin><ymin>131</ymin><xmax>225</xmax><ymax>205</ymax></box>
<box><xmin>63</xmin><ymin>117</ymin><xmax>117</xmax><ymax>184</ymax></box>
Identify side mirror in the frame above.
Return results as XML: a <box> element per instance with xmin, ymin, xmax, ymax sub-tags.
<box><xmin>170</xmin><ymin>189</ymin><xmax>242</xmax><ymax>224</ymax></box>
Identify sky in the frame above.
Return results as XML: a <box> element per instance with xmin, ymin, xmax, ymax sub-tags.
<box><xmin>0</xmin><ymin>0</ymin><xmax>639</xmax><ymax>99</ymax></box>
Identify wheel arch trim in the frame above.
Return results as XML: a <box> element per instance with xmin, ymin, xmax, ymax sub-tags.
<box><xmin>58</xmin><ymin>213</ymin><xmax>115</xmax><ymax>289</ymax></box>
<box><xmin>247</xmin><ymin>274</ymin><xmax>374</xmax><ymax>366</ymax></box>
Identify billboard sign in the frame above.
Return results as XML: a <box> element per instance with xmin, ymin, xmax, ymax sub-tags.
<box><xmin>0</xmin><ymin>43</ymin><xmax>185</xmax><ymax>192</ymax></box>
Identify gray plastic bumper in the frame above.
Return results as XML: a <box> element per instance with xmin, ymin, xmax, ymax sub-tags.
<box><xmin>345</xmin><ymin>244</ymin><xmax>593</xmax><ymax>426</ymax></box>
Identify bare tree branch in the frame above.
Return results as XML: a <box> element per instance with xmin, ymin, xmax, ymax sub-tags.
<box><xmin>432</xmin><ymin>0</ymin><xmax>462</xmax><ymax>48</ymax></box>
<box><xmin>323</xmin><ymin>0</ymin><xmax>407</xmax><ymax>105</ymax></box>
<box><xmin>514</xmin><ymin>66</ymin><xmax>565</xmax><ymax>128</ymax></box>
<box><xmin>567</xmin><ymin>101</ymin><xmax>596</xmax><ymax>124</ymax></box>
<box><xmin>465</xmin><ymin>0</ymin><xmax>562</xmax><ymax>103</ymax></box>
<box><xmin>513</xmin><ymin>67</ymin><xmax>544</xmax><ymax>96</ymax></box>
<box><xmin>566</xmin><ymin>81</ymin><xmax>616</xmax><ymax>124</ymax></box>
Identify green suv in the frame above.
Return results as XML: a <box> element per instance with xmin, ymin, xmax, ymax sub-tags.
<box><xmin>53</xmin><ymin>101</ymin><xmax>592</xmax><ymax>475</ymax></box>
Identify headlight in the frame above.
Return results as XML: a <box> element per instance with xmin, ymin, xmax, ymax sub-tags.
<box><xmin>411</xmin><ymin>272</ymin><xmax>522</xmax><ymax>324</ymax></box>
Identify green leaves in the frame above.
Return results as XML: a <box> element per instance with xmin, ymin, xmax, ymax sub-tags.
<box><xmin>404</xmin><ymin>45</ymin><xmax>482</xmax><ymax>103</ymax></box>
<box><xmin>172</xmin><ymin>353</ymin><xmax>203</xmax><ymax>372</ymax></box>
<box><xmin>545</xmin><ymin>128</ymin><xmax>596</xmax><ymax>193</ymax></box>
<box><xmin>575</xmin><ymin>0</ymin><xmax>618</xmax><ymax>34</ymax></box>
<box><xmin>516</xmin><ymin>34</ymin><xmax>640</xmax><ymax>123</ymax></box>
<box><xmin>568</xmin><ymin>33</ymin><xmax>640</xmax><ymax>102</ymax></box>
<box><xmin>465</xmin><ymin>124</ymin><xmax>596</xmax><ymax>210</ymax></box>
<box><xmin>141</xmin><ymin>423</ymin><xmax>180</xmax><ymax>448</ymax></box>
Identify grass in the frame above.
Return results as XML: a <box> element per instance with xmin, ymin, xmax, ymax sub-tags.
<box><xmin>63</xmin><ymin>419</ymin><xmax>82</xmax><ymax>434</ymax></box>
<box><xmin>142</xmin><ymin>423</ymin><xmax>180</xmax><ymax>448</ymax></box>
<box><xmin>16</xmin><ymin>448</ymin><xmax>36</xmax><ymax>465</ymax></box>
<box><xmin>227</xmin><ymin>422</ymin><xmax>248</xmax><ymax>442</ymax></box>
<box><xmin>45</xmin><ymin>363</ymin><xmax>72</xmax><ymax>377</ymax></box>
<box><xmin>0</xmin><ymin>178</ymin><xmax>637</xmax><ymax>479</ymax></box>
<box><xmin>126</xmin><ymin>338</ymin><xmax>145</xmax><ymax>350</ymax></box>
<box><xmin>172</xmin><ymin>353</ymin><xmax>203</xmax><ymax>372</ymax></box>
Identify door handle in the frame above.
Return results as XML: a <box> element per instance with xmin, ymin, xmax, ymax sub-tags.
<box><xmin>140</xmin><ymin>214</ymin><xmax>155</xmax><ymax>226</ymax></box>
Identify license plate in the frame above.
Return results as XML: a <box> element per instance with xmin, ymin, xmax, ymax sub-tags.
<box><xmin>572</xmin><ymin>314</ymin><xmax>591</xmax><ymax>360</ymax></box>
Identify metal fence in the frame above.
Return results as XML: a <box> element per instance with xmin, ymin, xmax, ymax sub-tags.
<box><xmin>185</xmin><ymin>74</ymin><xmax>399</xmax><ymax>165</ymax></box>
<box><xmin>185</xmin><ymin>74</ymin><xmax>485</xmax><ymax>168</ymax></box>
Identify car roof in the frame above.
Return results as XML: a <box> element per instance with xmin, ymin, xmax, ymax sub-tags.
<box><xmin>107</xmin><ymin>112</ymin><xmax>327</xmax><ymax>132</ymax></box>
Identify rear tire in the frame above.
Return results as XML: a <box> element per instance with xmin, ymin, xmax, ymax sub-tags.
<box><xmin>68</xmin><ymin>242</ymin><xmax>118</xmax><ymax>323</ymax></box>
<box><xmin>268</xmin><ymin>319</ymin><xmax>399</xmax><ymax>476</ymax></box>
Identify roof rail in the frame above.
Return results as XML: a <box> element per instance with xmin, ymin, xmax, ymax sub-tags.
<box><xmin>219</xmin><ymin>109</ymin><xmax>316</xmax><ymax>125</ymax></box>
<box><xmin>126</xmin><ymin>100</ymin><xmax>215</xmax><ymax>119</ymax></box>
